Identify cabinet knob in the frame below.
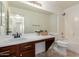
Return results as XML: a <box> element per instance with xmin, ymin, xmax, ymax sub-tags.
<box><xmin>20</xmin><ymin>54</ymin><xmax>22</xmax><ymax>56</ymax></box>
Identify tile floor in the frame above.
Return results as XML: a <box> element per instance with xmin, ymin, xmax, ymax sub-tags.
<box><xmin>36</xmin><ymin>49</ymin><xmax>79</xmax><ymax>57</ymax></box>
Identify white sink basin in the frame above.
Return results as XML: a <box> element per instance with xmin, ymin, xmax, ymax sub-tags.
<box><xmin>7</xmin><ymin>38</ymin><xmax>27</xmax><ymax>42</ymax></box>
<box><xmin>0</xmin><ymin>37</ymin><xmax>27</xmax><ymax>44</ymax></box>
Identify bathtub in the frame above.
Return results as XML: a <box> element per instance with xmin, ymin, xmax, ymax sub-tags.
<box><xmin>56</xmin><ymin>38</ymin><xmax>79</xmax><ymax>54</ymax></box>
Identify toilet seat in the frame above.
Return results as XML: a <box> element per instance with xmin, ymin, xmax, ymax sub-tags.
<box><xmin>55</xmin><ymin>40</ymin><xmax>68</xmax><ymax>47</ymax></box>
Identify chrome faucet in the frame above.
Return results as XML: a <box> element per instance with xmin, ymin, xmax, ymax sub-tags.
<box><xmin>12</xmin><ymin>32</ymin><xmax>21</xmax><ymax>38</ymax></box>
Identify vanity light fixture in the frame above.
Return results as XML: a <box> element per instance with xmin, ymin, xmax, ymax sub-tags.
<box><xmin>74</xmin><ymin>17</ymin><xmax>79</xmax><ymax>21</ymax></box>
<box><xmin>21</xmin><ymin>1</ymin><xmax>42</xmax><ymax>10</ymax></box>
<box><xmin>28</xmin><ymin>1</ymin><xmax>42</xmax><ymax>7</ymax></box>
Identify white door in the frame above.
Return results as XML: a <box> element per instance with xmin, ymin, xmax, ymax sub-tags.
<box><xmin>9</xmin><ymin>15</ymin><xmax>24</xmax><ymax>34</ymax></box>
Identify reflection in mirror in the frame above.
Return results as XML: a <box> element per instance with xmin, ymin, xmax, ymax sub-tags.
<box><xmin>8</xmin><ymin>6</ymin><xmax>50</xmax><ymax>34</ymax></box>
<box><xmin>8</xmin><ymin>7</ymin><xmax>26</xmax><ymax>34</ymax></box>
<box><xmin>0</xmin><ymin>2</ymin><xmax>6</xmax><ymax>35</ymax></box>
<box><xmin>9</xmin><ymin>14</ymin><xmax>24</xmax><ymax>34</ymax></box>
<box><xmin>7</xmin><ymin>1</ymin><xmax>55</xmax><ymax>35</ymax></box>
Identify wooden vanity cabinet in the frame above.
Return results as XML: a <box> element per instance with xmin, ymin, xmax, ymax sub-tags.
<box><xmin>45</xmin><ymin>37</ymin><xmax>55</xmax><ymax>51</ymax></box>
<box><xmin>0</xmin><ymin>37</ymin><xmax>55</xmax><ymax>57</ymax></box>
<box><xmin>0</xmin><ymin>42</ymin><xmax>35</xmax><ymax>57</ymax></box>
<box><xmin>0</xmin><ymin>45</ymin><xmax>17</xmax><ymax>57</ymax></box>
<box><xmin>19</xmin><ymin>42</ymin><xmax>35</xmax><ymax>57</ymax></box>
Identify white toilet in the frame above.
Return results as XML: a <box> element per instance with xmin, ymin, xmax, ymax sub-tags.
<box><xmin>49</xmin><ymin>33</ymin><xmax>68</xmax><ymax>56</ymax></box>
<box><xmin>53</xmin><ymin>40</ymin><xmax>68</xmax><ymax>56</ymax></box>
<box><xmin>54</xmin><ymin>33</ymin><xmax>68</xmax><ymax>56</ymax></box>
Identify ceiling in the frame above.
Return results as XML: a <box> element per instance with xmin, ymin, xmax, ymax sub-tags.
<box><xmin>8</xmin><ymin>1</ymin><xmax>79</xmax><ymax>14</ymax></box>
<box><xmin>38</xmin><ymin>1</ymin><xmax>79</xmax><ymax>13</ymax></box>
<box><xmin>54</xmin><ymin>1</ymin><xmax>79</xmax><ymax>10</ymax></box>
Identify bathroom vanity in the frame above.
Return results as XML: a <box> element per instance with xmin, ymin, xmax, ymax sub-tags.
<box><xmin>0</xmin><ymin>34</ymin><xmax>55</xmax><ymax>57</ymax></box>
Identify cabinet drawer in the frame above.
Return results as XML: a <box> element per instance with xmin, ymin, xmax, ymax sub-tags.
<box><xmin>20</xmin><ymin>43</ymin><xmax>35</xmax><ymax>51</ymax></box>
<box><xmin>0</xmin><ymin>50</ymin><xmax>13</xmax><ymax>57</ymax></box>
<box><xmin>20</xmin><ymin>50</ymin><xmax>35</xmax><ymax>57</ymax></box>
<box><xmin>0</xmin><ymin>46</ymin><xmax>11</xmax><ymax>52</ymax></box>
<box><xmin>0</xmin><ymin>46</ymin><xmax>16</xmax><ymax>57</ymax></box>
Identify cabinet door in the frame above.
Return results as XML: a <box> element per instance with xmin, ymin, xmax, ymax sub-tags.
<box><xmin>45</xmin><ymin>37</ymin><xmax>55</xmax><ymax>51</ymax></box>
<box><xmin>0</xmin><ymin>46</ymin><xmax>16</xmax><ymax>57</ymax></box>
<box><xmin>20</xmin><ymin>50</ymin><xmax>35</xmax><ymax>57</ymax></box>
<box><xmin>19</xmin><ymin>42</ymin><xmax>35</xmax><ymax>57</ymax></box>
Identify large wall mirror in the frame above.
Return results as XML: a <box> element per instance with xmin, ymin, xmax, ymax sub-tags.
<box><xmin>0</xmin><ymin>2</ymin><xmax>6</xmax><ymax>35</ymax></box>
<box><xmin>0</xmin><ymin>1</ymin><xmax>57</xmax><ymax>35</ymax></box>
<box><xmin>7</xmin><ymin>1</ymin><xmax>51</xmax><ymax>34</ymax></box>
<box><xmin>0</xmin><ymin>1</ymin><xmax>56</xmax><ymax>35</ymax></box>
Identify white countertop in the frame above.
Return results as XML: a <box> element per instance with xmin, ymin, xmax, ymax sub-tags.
<box><xmin>0</xmin><ymin>33</ymin><xmax>54</xmax><ymax>48</ymax></box>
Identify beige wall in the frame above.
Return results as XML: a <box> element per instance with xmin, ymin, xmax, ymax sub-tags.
<box><xmin>49</xmin><ymin>13</ymin><xmax>65</xmax><ymax>35</ymax></box>
<box><xmin>58</xmin><ymin>13</ymin><xmax>65</xmax><ymax>35</ymax></box>
<box><xmin>49</xmin><ymin>14</ymin><xmax>57</xmax><ymax>33</ymax></box>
